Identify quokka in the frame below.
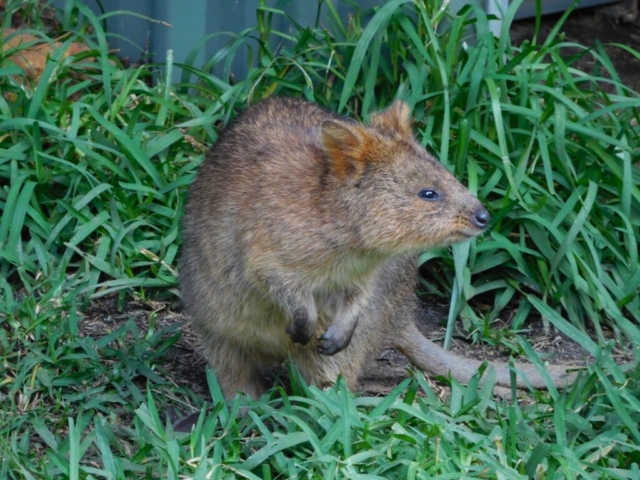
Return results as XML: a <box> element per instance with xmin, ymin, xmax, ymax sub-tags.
<box><xmin>181</xmin><ymin>96</ymin><xmax>577</xmax><ymax>400</ymax></box>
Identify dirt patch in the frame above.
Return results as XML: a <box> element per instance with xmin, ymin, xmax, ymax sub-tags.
<box><xmin>80</xmin><ymin>293</ymin><xmax>629</xmax><ymax>403</ymax></box>
<box><xmin>511</xmin><ymin>0</ymin><xmax>640</xmax><ymax>93</ymax></box>
<box><xmin>81</xmin><ymin>297</ymin><xmax>210</xmax><ymax>398</ymax></box>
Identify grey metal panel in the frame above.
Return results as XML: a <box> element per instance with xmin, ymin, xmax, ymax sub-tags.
<box><xmin>73</xmin><ymin>0</ymin><xmax>388</xmax><ymax>79</ymax></box>
<box><xmin>179</xmin><ymin>0</ymin><xmax>385</xmax><ymax>79</ymax></box>
<box><xmin>153</xmin><ymin>0</ymin><xmax>211</xmax><ymax>71</ymax></box>
<box><xmin>59</xmin><ymin>0</ymin><xmax>157</xmax><ymax>62</ymax></box>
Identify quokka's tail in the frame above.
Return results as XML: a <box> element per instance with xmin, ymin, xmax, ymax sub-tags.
<box><xmin>394</xmin><ymin>323</ymin><xmax>580</xmax><ymax>389</ymax></box>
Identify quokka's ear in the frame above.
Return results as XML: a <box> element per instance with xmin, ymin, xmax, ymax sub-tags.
<box><xmin>322</xmin><ymin>120</ymin><xmax>369</xmax><ymax>181</ymax></box>
<box><xmin>369</xmin><ymin>100</ymin><xmax>412</xmax><ymax>138</ymax></box>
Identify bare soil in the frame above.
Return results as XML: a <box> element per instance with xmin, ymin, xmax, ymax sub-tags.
<box><xmin>79</xmin><ymin>3</ymin><xmax>639</xmax><ymax>405</ymax></box>
<box><xmin>81</xmin><ymin>291</ymin><xmax>629</xmax><ymax>404</ymax></box>
<box><xmin>511</xmin><ymin>0</ymin><xmax>640</xmax><ymax>93</ymax></box>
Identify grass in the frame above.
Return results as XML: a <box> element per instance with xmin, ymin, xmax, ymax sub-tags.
<box><xmin>0</xmin><ymin>0</ymin><xmax>639</xmax><ymax>477</ymax></box>
<box><xmin>2</xmin><ymin>291</ymin><xmax>639</xmax><ymax>478</ymax></box>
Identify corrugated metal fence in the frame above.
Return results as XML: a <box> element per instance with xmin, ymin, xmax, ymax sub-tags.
<box><xmin>73</xmin><ymin>0</ymin><xmax>618</xmax><ymax>80</ymax></box>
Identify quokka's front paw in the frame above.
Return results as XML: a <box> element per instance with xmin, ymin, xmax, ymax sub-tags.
<box><xmin>317</xmin><ymin>322</ymin><xmax>356</xmax><ymax>356</ymax></box>
<box><xmin>286</xmin><ymin>308</ymin><xmax>317</xmax><ymax>345</ymax></box>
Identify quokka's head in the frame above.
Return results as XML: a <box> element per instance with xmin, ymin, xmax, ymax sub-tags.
<box><xmin>321</xmin><ymin>100</ymin><xmax>490</xmax><ymax>254</ymax></box>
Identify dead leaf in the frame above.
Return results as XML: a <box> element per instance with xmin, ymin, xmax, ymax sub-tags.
<box><xmin>1</xmin><ymin>28</ymin><xmax>96</xmax><ymax>82</ymax></box>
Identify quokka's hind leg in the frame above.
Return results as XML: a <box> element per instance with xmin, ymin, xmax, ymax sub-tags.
<box><xmin>204</xmin><ymin>343</ymin><xmax>269</xmax><ymax>400</ymax></box>
<box><xmin>172</xmin><ymin>346</ymin><xmax>266</xmax><ymax>432</ymax></box>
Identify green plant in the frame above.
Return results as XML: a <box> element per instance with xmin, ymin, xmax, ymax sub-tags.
<box><xmin>2</xmin><ymin>0</ymin><xmax>638</xmax><ymax>339</ymax></box>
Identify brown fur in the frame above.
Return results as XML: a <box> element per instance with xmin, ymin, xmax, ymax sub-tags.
<box><xmin>181</xmin><ymin>97</ymin><xmax>577</xmax><ymax>400</ymax></box>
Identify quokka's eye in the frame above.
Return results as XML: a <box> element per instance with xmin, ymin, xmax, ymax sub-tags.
<box><xmin>418</xmin><ymin>188</ymin><xmax>440</xmax><ymax>201</ymax></box>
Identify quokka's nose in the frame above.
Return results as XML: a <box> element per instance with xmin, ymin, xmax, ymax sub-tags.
<box><xmin>473</xmin><ymin>207</ymin><xmax>490</xmax><ymax>229</ymax></box>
